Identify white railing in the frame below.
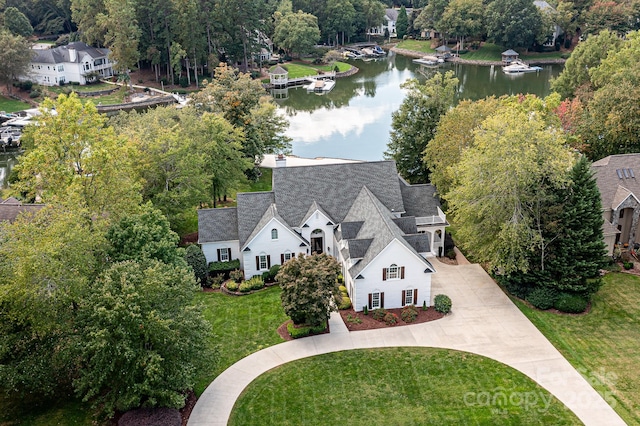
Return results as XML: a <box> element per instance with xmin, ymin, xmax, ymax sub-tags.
<box><xmin>415</xmin><ymin>206</ymin><xmax>446</xmax><ymax>226</ymax></box>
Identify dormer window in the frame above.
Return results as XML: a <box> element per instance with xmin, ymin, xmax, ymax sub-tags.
<box><xmin>271</xmin><ymin>228</ymin><xmax>278</xmax><ymax>240</ymax></box>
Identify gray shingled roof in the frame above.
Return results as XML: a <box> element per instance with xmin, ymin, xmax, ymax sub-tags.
<box><xmin>399</xmin><ymin>180</ymin><xmax>443</xmax><ymax>219</ymax></box>
<box><xmin>342</xmin><ymin>187</ymin><xmax>433</xmax><ymax>278</ymax></box>
<box><xmin>392</xmin><ymin>216</ymin><xmax>417</xmax><ymax>234</ymax></box>
<box><xmin>270</xmin><ymin>65</ymin><xmax>288</xmax><ymax>75</ymax></box>
<box><xmin>592</xmin><ymin>154</ymin><xmax>640</xmax><ymax>211</ymax></box>
<box><xmin>0</xmin><ymin>203</ymin><xmax>44</xmax><ymax>222</ymax></box>
<box><xmin>502</xmin><ymin>49</ymin><xmax>519</xmax><ymax>56</ymax></box>
<box><xmin>404</xmin><ymin>234</ymin><xmax>431</xmax><ymax>253</ymax></box>
<box><xmin>236</xmin><ymin>192</ymin><xmax>275</xmax><ymax>246</ymax></box>
<box><xmin>347</xmin><ymin>238</ymin><xmax>373</xmax><ymax>259</ymax></box>
<box><xmin>385</xmin><ymin>8</ymin><xmax>398</xmax><ymax>21</ymax></box>
<box><xmin>198</xmin><ymin>208</ymin><xmax>238</xmax><ymax>243</ymax></box>
<box><xmin>272</xmin><ymin>161</ymin><xmax>405</xmax><ymax>227</ymax></box>
<box><xmin>339</xmin><ymin>221</ymin><xmax>364</xmax><ymax>240</ymax></box>
<box><xmin>32</xmin><ymin>42</ymin><xmax>110</xmax><ymax>65</ymax></box>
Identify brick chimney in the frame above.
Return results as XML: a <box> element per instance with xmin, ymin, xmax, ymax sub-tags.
<box><xmin>275</xmin><ymin>154</ymin><xmax>286</xmax><ymax>168</ymax></box>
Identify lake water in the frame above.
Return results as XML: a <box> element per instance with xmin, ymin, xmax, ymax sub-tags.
<box><xmin>275</xmin><ymin>51</ymin><xmax>563</xmax><ymax>161</ymax></box>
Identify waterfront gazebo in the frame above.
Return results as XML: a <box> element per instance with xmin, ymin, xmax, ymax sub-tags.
<box><xmin>269</xmin><ymin>65</ymin><xmax>288</xmax><ymax>88</ymax></box>
<box><xmin>502</xmin><ymin>49</ymin><xmax>519</xmax><ymax>64</ymax></box>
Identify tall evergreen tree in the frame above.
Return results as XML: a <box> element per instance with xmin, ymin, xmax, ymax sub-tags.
<box><xmin>396</xmin><ymin>6</ymin><xmax>408</xmax><ymax>38</ymax></box>
<box><xmin>547</xmin><ymin>156</ymin><xmax>607</xmax><ymax>296</ymax></box>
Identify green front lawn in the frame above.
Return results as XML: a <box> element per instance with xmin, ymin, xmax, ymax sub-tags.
<box><xmin>0</xmin><ymin>95</ymin><xmax>31</xmax><ymax>113</ymax></box>
<box><xmin>269</xmin><ymin>61</ymin><xmax>350</xmax><ymax>79</ymax></box>
<box><xmin>230</xmin><ymin>347</ymin><xmax>581</xmax><ymax>425</ymax></box>
<box><xmin>396</xmin><ymin>39</ymin><xmax>436</xmax><ymax>53</ymax></box>
<box><xmin>194</xmin><ymin>285</ymin><xmax>288</xmax><ymax>395</ymax></box>
<box><xmin>515</xmin><ymin>272</ymin><xmax>640</xmax><ymax>425</ymax></box>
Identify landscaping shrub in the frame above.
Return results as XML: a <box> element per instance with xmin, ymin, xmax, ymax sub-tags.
<box><xmin>338</xmin><ymin>285</ymin><xmax>347</xmax><ymax>293</ymax></box>
<box><xmin>363</xmin><ymin>305</ymin><xmax>368</xmax><ymax>315</ymax></box>
<box><xmin>337</xmin><ymin>274</ymin><xmax>344</xmax><ymax>284</ymax></box>
<box><xmin>262</xmin><ymin>271</ymin><xmax>271</xmax><ymax>282</ymax></box>
<box><xmin>208</xmin><ymin>259</ymin><xmax>240</xmax><ymax>275</ymax></box>
<box><xmin>268</xmin><ymin>264</ymin><xmax>280</xmax><ymax>281</ymax></box>
<box><xmin>229</xmin><ymin>269</ymin><xmax>244</xmax><ymax>283</ymax></box>
<box><xmin>554</xmin><ymin>293</ymin><xmax>588</xmax><ymax>313</ymax></box>
<box><xmin>239</xmin><ymin>281</ymin><xmax>252</xmax><ymax>292</ymax></box>
<box><xmin>29</xmin><ymin>90</ymin><xmax>41</xmax><ymax>99</ymax></box>
<box><xmin>207</xmin><ymin>274</ymin><xmax>224</xmax><ymax>289</ymax></box>
<box><xmin>247</xmin><ymin>276</ymin><xmax>265</xmax><ymax>290</ymax></box>
<box><xmin>287</xmin><ymin>321</ymin><xmax>326</xmax><ymax>338</ymax></box>
<box><xmin>401</xmin><ymin>305</ymin><xmax>418</xmax><ymax>323</ymax></box>
<box><xmin>526</xmin><ymin>287</ymin><xmax>558</xmax><ymax>310</ymax></box>
<box><xmin>338</xmin><ymin>296</ymin><xmax>351</xmax><ymax>310</ymax></box>
<box><xmin>422</xmin><ymin>300</ymin><xmax>427</xmax><ymax>311</ymax></box>
<box><xmin>226</xmin><ymin>280</ymin><xmax>239</xmax><ymax>292</ymax></box>
<box><xmin>346</xmin><ymin>313</ymin><xmax>362</xmax><ymax>324</ymax></box>
<box><xmin>434</xmin><ymin>294</ymin><xmax>452</xmax><ymax>314</ymax></box>
<box><xmin>184</xmin><ymin>244</ymin><xmax>208</xmax><ymax>285</ymax></box>
<box><xmin>371</xmin><ymin>308</ymin><xmax>388</xmax><ymax>322</ymax></box>
<box><xmin>445</xmin><ymin>249</ymin><xmax>456</xmax><ymax>259</ymax></box>
<box><xmin>624</xmin><ymin>261</ymin><xmax>633</xmax><ymax>270</ymax></box>
<box><xmin>384</xmin><ymin>312</ymin><xmax>399</xmax><ymax>325</ymax></box>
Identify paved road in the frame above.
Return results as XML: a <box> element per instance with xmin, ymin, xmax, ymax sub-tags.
<box><xmin>188</xmin><ymin>259</ymin><xmax>625</xmax><ymax>426</ymax></box>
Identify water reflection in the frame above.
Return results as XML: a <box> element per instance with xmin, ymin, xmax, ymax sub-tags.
<box><xmin>277</xmin><ymin>52</ymin><xmax>562</xmax><ymax>161</ymax></box>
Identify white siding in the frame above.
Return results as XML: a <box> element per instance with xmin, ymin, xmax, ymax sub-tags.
<box><xmin>299</xmin><ymin>210</ymin><xmax>335</xmax><ymax>257</ymax></box>
<box><xmin>242</xmin><ymin>218</ymin><xmax>307</xmax><ymax>278</ymax></box>
<box><xmin>351</xmin><ymin>239</ymin><xmax>432</xmax><ymax>312</ymax></box>
<box><xmin>201</xmin><ymin>240</ymin><xmax>240</xmax><ymax>265</ymax></box>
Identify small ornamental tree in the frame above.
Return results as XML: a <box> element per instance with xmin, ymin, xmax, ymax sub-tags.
<box><xmin>184</xmin><ymin>244</ymin><xmax>208</xmax><ymax>285</ymax></box>
<box><xmin>277</xmin><ymin>253</ymin><xmax>341</xmax><ymax>326</ymax></box>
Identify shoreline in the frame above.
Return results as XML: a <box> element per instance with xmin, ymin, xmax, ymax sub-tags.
<box><xmin>389</xmin><ymin>46</ymin><xmax>566</xmax><ymax>66</ymax></box>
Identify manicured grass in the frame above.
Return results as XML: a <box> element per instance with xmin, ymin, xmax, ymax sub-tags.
<box><xmin>229</xmin><ymin>347</ymin><xmax>581</xmax><ymax>425</ymax></box>
<box><xmin>514</xmin><ymin>272</ymin><xmax>640</xmax><ymax>425</ymax></box>
<box><xmin>269</xmin><ymin>61</ymin><xmax>350</xmax><ymax>79</ymax></box>
<box><xmin>194</xmin><ymin>285</ymin><xmax>288</xmax><ymax>395</ymax></box>
<box><xmin>396</xmin><ymin>39</ymin><xmax>436</xmax><ymax>53</ymax></box>
<box><xmin>47</xmin><ymin>82</ymin><xmax>116</xmax><ymax>93</ymax></box>
<box><xmin>461</xmin><ymin>42</ymin><xmax>503</xmax><ymax>61</ymax></box>
<box><xmin>0</xmin><ymin>95</ymin><xmax>31</xmax><ymax>113</ymax></box>
<box><xmin>43</xmin><ymin>83</ymin><xmax>126</xmax><ymax>105</ymax></box>
<box><xmin>520</xmin><ymin>51</ymin><xmax>566</xmax><ymax>60</ymax></box>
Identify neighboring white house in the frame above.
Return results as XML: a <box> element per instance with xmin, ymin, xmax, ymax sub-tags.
<box><xmin>534</xmin><ymin>0</ymin><xmax>564</xmax><ymax>47</ymax></box>
<box><xmin>198</xmin><ymin>159</ymin><xmax>448</xmax><ymax>311</ymax></box>
<box><xmin>24</xmin><ymin>42</ymin><xmax>114</xmax><ymax>86</ymax></box>
<box><xmin>368</xmin><ymin>9</ymin><xmax>399</xmax><ymax>38</ymax></box>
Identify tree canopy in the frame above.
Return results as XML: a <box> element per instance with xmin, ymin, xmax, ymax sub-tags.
<box><xmin>0</xmin><ymin>29</ymin><xmax>33</xmax><ymax>93</ymax></box>
<box><xmin>273</xmin><ymin>10</ymin><xmax>321</xmax><ymax>58</ymax></box>
<box><xmin>485</xmin><ymin>0</ymin><xmax>543</xmax><ymax>48</ymax></box>
<box><xmin>385</xmin><ymin>71</ymin><xmax>458</xmax><ymax>184</ymax></box>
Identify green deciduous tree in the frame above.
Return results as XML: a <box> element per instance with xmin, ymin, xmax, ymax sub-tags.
<box><xmin>106</xmin><ymin>206</ymin><xmax>186</xmax><ymax>267</ymax></box>
<box><xmin>439</xmin><ymin>0</ymin><xmax>484</xmax><ymax>50</ymax></box>
<box><xmin>0</xmin><ymin>206</ymin><xmax>105</xmax><ymax>399</ymax></box>
<box><xmin>447</xmin><ymin>98</ymin><xmax>575</xmax><ymax>274</ymax></box>
<box><xmin>0</xmin><ymin>30</ymin><xmax>33</xmax><ymax>94</ymax></box>
<box><xmin>3</xmin><ymin>6</ymin><xmax>34</xmax><ymax>37</ymax></box>
<box><xmin>190</xmin><ymin>63</ymin><xmax>291</xmax><ymax>172</ymax></box>
<box><xmin>99</xmin><ymin>0</ymin><xmax>141</xmax><ymax>86</ymax></box>
<box><xmin>551</xmin><ymin>29</ymin><xmax>621</xmax><ymax>99</ymax></box>
<box><xmin>485</xmin><ymin>0</ymin><xmax>543</xmax><ymax>48</ymax></box>
<box><xmin>13</xmin><ymin>93</ymin><xmax>141</xmax><ymax>221</ymax></box>
<box><xmin>74</xmin><ymin>259</ymin><xmax>213</xmax><ymax>418</ymax></box>
<box><xmin>385</xmin><ymin>70</ymin><xmax>458</xmax><ymax>184</ymax></box>
<box><xmin>277</xmin><ymin>253</ymin><xmax>341</xmax><ymax>326</ymax></box>
<box><xmin>273</xmin><ymin>10</ymin><xmax>321</xmax><ymax>56</ymax></box>
<box><xmin>424</xmin><ymin>96</ymin><xmax>501</xmax><ymax>197</ymax></box>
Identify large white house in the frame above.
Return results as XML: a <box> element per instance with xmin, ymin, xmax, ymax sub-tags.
<box><xmin>25</xmin><ymin>42</ymin><xmax>114</xmax><ymax>86</ymax></box>
<box><xmin>198</xmin><ymin>159</ymin><xmax>448</xmax><ymax>311</ymax></box>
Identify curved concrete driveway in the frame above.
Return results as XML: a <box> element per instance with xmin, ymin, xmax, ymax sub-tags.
<box><xmin>189</xmin><ymin>259</ymin><xmax>625</xmax><ymax>426</ymax></box>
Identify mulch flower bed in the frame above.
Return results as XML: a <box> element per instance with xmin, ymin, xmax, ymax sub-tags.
<box><xmin>277</xmin><ymin>320</ymin><xmax>330</xmax><ymax>341</ymax></box>
<box><xmin>339</xmin><ymin>307</ymin><xmax>444</xmax><ymax>331</ymax></box>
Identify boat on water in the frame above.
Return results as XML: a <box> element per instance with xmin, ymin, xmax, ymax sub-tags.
<box><xmin>303</xmin><ymin>78</ymin><xmax>335</xmax><ymax>94</ymax></box>
<box><xmin>502</xmin><ymin>60</ymin><xmax>542</xmax><ymax>74</ymax></box>
<box><xmin>413</xmin><ymin>55</ymin><xmax>444</xmax><ymax>66</ymax></box>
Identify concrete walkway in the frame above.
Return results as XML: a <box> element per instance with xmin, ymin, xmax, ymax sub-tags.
<box><xmin>188</xmin><ymin>259</ymin><xmax>625</xmax><ymax>426</ymax></box>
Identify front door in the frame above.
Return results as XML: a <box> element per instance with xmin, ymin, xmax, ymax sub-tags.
<box><xmin>311</xmin><ymin>236</ymin><xmax>323</xmax><ymax>254</ymax></box>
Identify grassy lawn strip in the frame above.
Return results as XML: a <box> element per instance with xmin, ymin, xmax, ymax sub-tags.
<box><xmin>0</xmin><ymin>95</ymin><xmax>31</xmax><ymax>113</ymax></box>
<box><xmin>396</xmin><ymin>39</ymin><xmax>436</xmax><ymax>53</ymax></box>
<box><xmin>270</xmin><ymin>62</ymin><xmax>350</xmax><ymax>79</ymax></box>
<box><xmin>194</xmin><ymin>285</ymin><xmax>287</xmax><ymax>395</ymax></box>
<box><xmin>514</xmin><ymin>272</ymin><xmax>640</xmax><ymax>425</ymax></box>
<box><xmin>460</xmin><ymin>42</ymin><xmax>503</xmax><ymax>61</ymax></box>
<box><xmin>230</xmin><ymin>347</ymin><xmax>580</xmax><ymax>425</ymax></box>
